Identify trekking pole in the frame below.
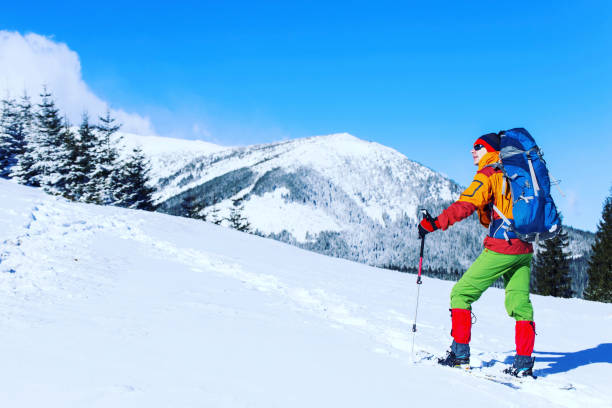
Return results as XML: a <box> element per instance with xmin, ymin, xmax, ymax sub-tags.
<box><xmin>411</xmin><ymin>209</ymin><xmax>430</xmax><ymax>360</ymax></box>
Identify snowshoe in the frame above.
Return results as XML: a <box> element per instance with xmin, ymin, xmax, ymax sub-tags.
<box><xmin>503</xmin><ymin>355</ymin><xmax>536</xmax><ymax>378</ymax></box>
<box><xmin>438</xmin><ymin>341</ymin><xmax>470</xmax><ymax>368</ymax></box>
<box><xmin>438</xmin><ymin>350</ymin><xmax>470</xmax><ymax>368</ymax></box>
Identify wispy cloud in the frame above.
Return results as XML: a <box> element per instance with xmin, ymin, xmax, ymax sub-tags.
<box><xmin>0</xmin><ymin>31</ymin><xmax>155</xmax><ymax>135</ymax></box>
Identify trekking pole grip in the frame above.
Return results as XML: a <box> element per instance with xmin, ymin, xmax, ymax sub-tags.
<box><xmin>417</xmin><ymin>237</ymin><xmax>424</xmax><ymax>284</ymax></box>
<box><xmin>417</xmin><ymin>209</ymin><xmax>431</xmax><ymax>284</ymax></box>
<box><xmin>419</xmin><ymin>234</ymin><xmax>425</xmax><ymax>259</ymax></box>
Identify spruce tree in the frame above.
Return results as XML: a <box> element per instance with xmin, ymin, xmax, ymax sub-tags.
<box><xmin>0</xmin><ymin>97</ymin><xmax>23</xmax><ymax>177</ymax></box>
<box><xmin>32</xmin><ymin>89</ymin><xmax>72</xmax><ymax>194</ymax></box>
<box><xmin>87</xmin><ymin>110</ymin><xmax>122</xmax><ymax>204</ymax></box>
<box><xmin>205</xmin><ymin>195</ymin><xmax>223</xmax><ymax>225</ymax></box>
<box><xmin>227</xmin><ymin>199</ymin><xmax>251</xmax><ymax>232</ymax></box>
<box><xmin>584</xmin><ymin>190</ymin><xmax>612</xmax><ymax>302</ymax></box>
<box><xmin>55</xmin><ymin>119</ymin><xmax>77</xmax><ymax>197</ymax></box>
<box><xmin>181</xmin><ymin>195</ymin><xmax>206</xmax><ymax>220</ymax></box>
<box><xmin>0</xmin><ymin>97</ymin><xmax>10</xmax><ymax>177</ymax></box>
<box><xmin>65</xmin><ymin>113</ymin><xmax>97</xmax><ymax>201</ymax></box>
<box><xmin>11</xmin><ymin>94</ymin><xmax>37</xmax><ymax>184</ymax></box>
<box><xmin>112</xmin><ymin>147</ymin><xmax>156</xmax><ymax>210</ymax></box>
<box><xmin>532</xmin><ymin>227</ymin><xmax>573</xmax><ymax>298</ymax></box>
<box><xmin>208</xmin><ymin>206</ymin><xmax>222</xmax><ymax>225</ymax></box>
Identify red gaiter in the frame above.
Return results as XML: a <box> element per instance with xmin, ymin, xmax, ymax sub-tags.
<box><xmin>451</xmin><ymin>308</ymin><xmax>472</xmax><ymax>344</ymax></box>
<box><xmin>516</xmin><ymin>321</ymin><xmax>536</xmax><ymax>356</ymax></box>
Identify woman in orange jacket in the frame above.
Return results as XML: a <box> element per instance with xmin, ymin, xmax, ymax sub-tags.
<box><xmin>418</xmin><ymin>132</ymin><xmax>536</xmax><ymax>377</ymax></box>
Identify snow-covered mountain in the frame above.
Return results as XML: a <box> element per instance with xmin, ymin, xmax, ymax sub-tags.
<box><xmin>146</xmin><ymin>132</ymin><xmax>459</xmax><ymax>224</ymax></box>
<box><xmin>0</xmin><ymin>180</ymin><xmax>610</xmax><ymax>407</ymax></box>
<box><xmin>122</xmin><ymin>132</ymin><xmax>594</xmax><ymax>294</ymax></box>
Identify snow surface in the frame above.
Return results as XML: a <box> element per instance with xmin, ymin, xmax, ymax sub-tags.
<box><xmin>242</xmin><ymin>187</ymin><xmax>344</xmax><ymax>241</ymax></box>
<box><xmin>1</xmin><ymin>179</ymin><xmax>611</xmax><ymax>407</ymax></box>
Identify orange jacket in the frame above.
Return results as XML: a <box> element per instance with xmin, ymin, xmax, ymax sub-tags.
<box><xmin>436</xmin><ymin>152</ymin><xmax>533</xmax><ymax>255</ymax></box>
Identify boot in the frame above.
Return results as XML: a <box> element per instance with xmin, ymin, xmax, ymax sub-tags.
<box><xmin>438</xmin><ymin>340</ymin><xmax>470</xmax><ymax>367</ymax></box>
<box><xmin>504</xmin><ymin>320</ymin><xmax>536</xmax><ymax>377</ymax></box>
<box><xmin>504</xmin><ymin>355</ymin><xmax>536</xmax><ymax>378</ymax></box>
<box><xmin>438</xmin><ymin>309</ymin><xmax>472</xmax><ymax>367</ymax></box>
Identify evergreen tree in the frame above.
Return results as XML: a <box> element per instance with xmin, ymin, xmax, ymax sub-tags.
<box><xmin>54</xmin><ymin>118</ymin><xmax>77</xmax><ymax>197</ymax></box>
<box><xmin>205</xmin><ymin>195</ymin><xmax>223</xmax><ymax>225</ymax></box>
<box><xmin>87</xmin><ymin>110</ymin><xmax>122</xmax><ymax>204</ymax></box>
<box><xmin>532</xmin><ymin>227</ymin><xmax>573</xmax><ymax>298</ymax></box>
<box><xmin>112</xmin><ymin>147</ymin><xmax>156</xmax><ymax>210</ymax></box>
<box><xmin>32</xmin><ymin>89</ymin><xmax>72</xmax><ymax>194</ymax></box>
<box><xmin>65</xmin><ymin>113</ymin><xmax>97</xmax><ymax>200</ymax></box>
<box><xmin>18</xmin><ymin>93</ymin><xmax>35</xmax><ymax>134</ymax></box>
<box><xmin>181</xmin><ymin>195</ymin><xmax>206</xmax><ymax>220</ymax></box>
<box><xmin>208</xmin><ymin>206</ymin><xmax>222</xmax><ymax>225</ymax></box>
<box><xmin>0</xmin><ymin>97</ymin><xmax>11</xmax><ymax>176</ymax></box>
<box><xmin>11</xmin><ymin>94</ymin><xmax>37</xmax><ymax>184</ymax></box>
<box><xmin>227</xmin><ymin>199</ymin><xmax>251</xmax><ymax>232</ymax></box>
<box><xmin>0</xmin><ymin>97</ymin><xmax>23</xmax><ymax>177</ymax></box>
<box><xmin>584</xmin><ymin>189</ymin><xmax>612</xmax><ymax>302</ymax></box>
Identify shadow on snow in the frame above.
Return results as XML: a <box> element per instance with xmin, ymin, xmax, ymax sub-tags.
<box><xmin>533</xmin><ymin>343</ymin><xmax>612</xmax><ymax>377</ymax></box>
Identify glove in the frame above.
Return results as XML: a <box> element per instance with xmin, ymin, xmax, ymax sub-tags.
<box><xmin>418</xmin><ymin>215</ymin><xmax>439</xmax><ymax>239</ymax></box>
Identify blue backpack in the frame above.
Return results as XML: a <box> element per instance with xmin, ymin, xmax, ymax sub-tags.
<box><xmin>489</xmin><ymin>128</ymin><xmax>561</xmax><ymax>243</ymax></box>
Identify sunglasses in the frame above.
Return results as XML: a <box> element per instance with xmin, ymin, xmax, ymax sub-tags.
<box><xmin>473</xmin><ymin>144</ymin><xmax>486</xmax><ymax>151</ymax></box>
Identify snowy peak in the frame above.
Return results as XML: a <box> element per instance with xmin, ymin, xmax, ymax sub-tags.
<box><xmin>261</xmin><ymin>132</ymin><xmax>411</xmax><ymax>166</ymax></box>
<box><xmin>292</xmin><ymin>132</ymin><xmax>380</xmax><ymax>154</ymax></box>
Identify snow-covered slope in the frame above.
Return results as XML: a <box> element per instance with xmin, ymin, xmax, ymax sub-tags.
<box><xmin>1</xmin><ymin>180</ymin><xmax>610</xmax><ymax>407</ymax></box>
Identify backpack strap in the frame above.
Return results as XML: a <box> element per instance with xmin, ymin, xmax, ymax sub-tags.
<box><xmin>485</xmin><ymin>162</ymin><xmax>512</xmax><ymax>197</ymax></box>
<box><xmin>491</xmin><ymin>204</ymin><xmax>513</xmax><ymax>242</ymax></box>
<box><xmin>549</xmin><ymin>172</ymin><xmax>566</xmax><ymax>197</ymax></box>
<box><xmin>527</xmin><ymin>156</ymin><xmax>540</xmax><ymax>197</ymax></box>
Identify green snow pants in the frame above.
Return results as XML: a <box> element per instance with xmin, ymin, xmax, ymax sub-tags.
<box><xmin>450</xmin><ymin>249</ymin><xmax>534</xmax><ymax>321</ymax></box>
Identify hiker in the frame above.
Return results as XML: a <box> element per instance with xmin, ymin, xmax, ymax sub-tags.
<box><xmin>418</xmin><ymin>132</ymin><xmax>536</xmax><ymax>377</ymax></box>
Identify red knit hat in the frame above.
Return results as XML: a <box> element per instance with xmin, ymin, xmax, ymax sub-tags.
<box><xmin>474</xmin><ymin>132</ymin><xmax>501</xmax><ymax>152</ymax></box>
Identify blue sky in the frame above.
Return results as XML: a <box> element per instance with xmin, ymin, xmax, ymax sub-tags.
<box><xmin>1</xmin><ymin>1</ymin><xmax>610</xmax><ymax>231</ymax></box>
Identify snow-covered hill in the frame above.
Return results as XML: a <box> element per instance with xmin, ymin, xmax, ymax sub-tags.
<box><xmin>121</xmin><ymin>132</ymin><xmax>594</xmax><ymax>292</ymax></box>
<box><xmin>0</xmin><ymin>180</ymin><xmax>610</xmax><ymax>407</ymax></box>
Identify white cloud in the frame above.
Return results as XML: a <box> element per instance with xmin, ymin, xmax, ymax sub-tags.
<box><xmin>0</xmin><ymin>31</ymin><xmax>155</xmax><ymax>135</ymax></box>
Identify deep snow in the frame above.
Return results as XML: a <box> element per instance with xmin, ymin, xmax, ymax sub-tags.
<box><xmin>0</xmin><ymin>180</ymin><xmax>610</xmax><ymax>407</ymax></box>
